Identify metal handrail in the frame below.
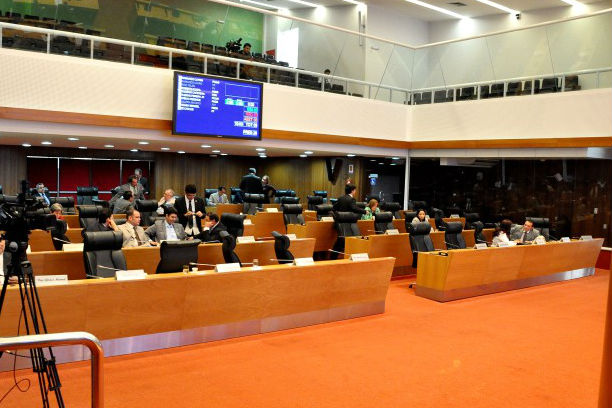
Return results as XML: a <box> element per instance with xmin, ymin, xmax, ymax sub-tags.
<box><xmin>0</xmin><ymin>331</ymin><xmax>104</xmax><ymax>408</ymax></box>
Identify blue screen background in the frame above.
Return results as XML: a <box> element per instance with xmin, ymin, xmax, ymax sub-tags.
<box><xmin>174</xmin><ymin>73</ymin><xmax>262</xmax><ymax>139</ymax></box>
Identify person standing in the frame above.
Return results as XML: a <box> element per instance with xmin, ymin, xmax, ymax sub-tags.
<box><xmin>110</xmin><ymin>175</ymin><xmax>145</xmax><ymax>206</ymax></box>
<box><xmin>333</xmin><ymin>184</ymin><xmax>366</xmax><ymax>215</ymax></box>
<box><xmin>174</xmin><ymin>184</ymin><xmax>205</xmax><ymax>237</ymax></box>
<box><xmin>239</xmin><ymin>168</ymin><xmax>264</xmax><ymax>194</ymax></box>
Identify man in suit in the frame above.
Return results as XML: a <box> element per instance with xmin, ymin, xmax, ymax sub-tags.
<box><xmin>118</xmin><ymin>208</ymin><xmax>154</xmax><ymax>248</ymax></box>
<box><xmin>239</xmin><ymin>168</ymin><xmax>263</xmax><ymax>194</ymax></box>
<box><xmin>112</xmin><ymin>191</ymin><xmax>134</xmax><ymax>214</ymax></box>
<box><xmin>134</xmin><ymin>168</ymin><xmax>149</xmax><ymax>194</ymax></box>
<box><xmin>35</xmin><ymin>183</ymin><xmax>51</xmax><ymax>206</ymax></box>
<box><xmin>333</xmin><ymin>184</ymin><xmax>366</xmax><ymax>215</ymax></box>
<box><xmin>510</xmin><ymin>219</ymin><xmax>540</xmax><ymax>243</ymax></box>
<box><xmin>208</xmin><ymin>186</ymin><xmax>229</xmax><ymax>206</ymax></box>
<box><xmin>196</xmin><ymin>213</ymin><xmax>227</xmax><ymax>243</ymax></box>
<box><xmin>174</xmin><ymin>184</ymin><xmax>206</xmax><ymax>237</ymax></box>
<box><xmin>110</xmin><ymin>175</ymin><xmax>145</xmax><ymax>206</ymax></box>
<box><xmin>145</xmin><ymin>206</ymin><xmax>186</xmax><ymax>242</ymax></box>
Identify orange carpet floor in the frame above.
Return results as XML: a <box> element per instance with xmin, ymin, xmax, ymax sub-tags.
<box><xmin>1</xmin><ymin>269</ymin><xmax>608</xmax><ymax>408</ymax></box>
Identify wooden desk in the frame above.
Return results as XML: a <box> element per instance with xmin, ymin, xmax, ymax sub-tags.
<box><xmin>303</xmin><ymin>210</ymin><xmax>317</xmax><ymax>222</ymax></box>
<box><xmin>65</xmin><ymin>228</ymin><xmax>84</xmax><ymax>243</ymax></box>
<box><xmin>215</xmin><ymin>204</ymin><xmax>242</xmax><ymax>218</ymax></box>
<box><xmin>263</xmin><ymin>204</ymin><xmax>281</xmax><ymax>210</ymax></box>
<box><xmin>243</xmin><ymin>223</ymin><xmax>256</xmax><ymax>236</ymax></box>
<box><xmin>247</xmin><ymin>212</ymin><xmax>286</xmax><ymax>238</ymax></box>
<box><xmin>64</xmin><ymin>215</ymin><xmax>80</xmax><ymax>229</ymax></box>
<box><xmin>29</xmin><ymin>230</ymin><xmax>55</xmax><ymax>252</ymax></box>
<box><xmin>345</xmin><ymin>234</ymin><xmax>413</xmax><ymax>277</ymax></box>
<box><xmin>0</xmin><ymin>258</ymin><xmax>394</xmax><ymax>364</ymax></box>
<box><xmin>416</xmin><ymin>239</ymin><xmax>603</xmax><ymax>302</ymax></box>
<box><xmin>29</xmin><ymin>251</ymin><xmax>85</xmax><ymax>280</ymax></box>
<box><xmin>288</xmin><ymin>221</ymin><xmax>337</xmax><ymax>252</ymax></box>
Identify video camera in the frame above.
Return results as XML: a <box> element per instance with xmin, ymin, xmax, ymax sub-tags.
<box><xmin>226</xmin><ymin>37</ymin><xmax>242</xmax><ymax>53</ymax></box>
<box><xmin>0</xmin><ymin>180</ymin><xmax>57</xmax><ymax>245</ymax></box>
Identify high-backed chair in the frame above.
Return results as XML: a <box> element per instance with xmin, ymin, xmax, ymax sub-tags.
<box><xmin>221</xmin><ymin>213</ymin><xmax>246</xmax><ymax>238</ymax></box>
<box><xmin>92</xmin><ymin>199</ymin><xmax>109</xmax><ymax>208</ymax></box>
<box><xmin>411</xmin><ymin>201</ymin><xmax>427</xmax><ymax>212</ymax></box>
<box><xmin>355</xmin><ymin>202</ymin><xmax>367</xmax><ymax>211</ymax></box>
<box><xmin>135</xmin><ymin>200</ymin><xmax>159</xmax><ymax>227</ymax></box>
<box><xmin>526</xmin><ymin>217</ymin><xmax>550</xmax><ymax>240</ymax></box>
<box><xmin>403</xmin><ymin>211</ymin><xmax>417</xmax><ymax>222</ymax></box>
<box><xmin>51</xmin><ymin>219</ymin><xmax>70</xmax><ymax>250</ymax></box>
<box><xmin>77</xmin><ymin>205</ymin><xmax>104</xmax><ymax>230</ymax></box>
<box><xmin>50</xmin><ymin>197</ymin><xmax>76</xmax><ymax>214</ymax></box>
<box><xmin>431</xmin><ymin>208</ymin><xmax>446</xmax><ymax>230</ymax></box>
<box><xmin>464</xmin><ymin>213</ymin><xmax>480</xmax><ymax>230</ymax></box>
<box><xmin>380</xmin><ymin>202</ymin><xmax>402</xmax><ymax>219</ymax></box>
<box><xmin>407</xmin><ymin>222</ymin><xmax>434</xmax><ymax>268</ymax></box>
<box><xmin>83</xmin><ymin>231</ymin><xmax>127</xmax><ymax>278</ymax></box>
<box><xmin>220</xmin><ymin>231</ymin><xmax>241</xmax><ymax>265</ymax></box>
<box><xmin>279</xmin><ymin>196</ymin><xmax>299</xmax><ymax>205</ymax></box>
<box><xmin>156</xmin><ymin>240</ymin><xmax>201</xmax><ymax>274</ymax></box>
<box><xmin>315</xmin><ymin>204</ymin><xmax>334</xmax><ymax>220</ymax></box>
<box><xmin>230</xmin><ymin>187</ymin><xmax>243</xmax><ymax>204</ymax></box>
<box><xmin>373</xmin><ymin>212</ymin><xmax>394</xmax><ymax>234</ymax></box>
<box><xmin>0</xmin><ymin>185</ymin><xmax>2</xmax><ymax>194</ymax></box>
<box><xmin>444</xmin><ymin>221</ymin><xmax>466</xmax><ymax>250</ymax></box>
<box><xmin>281</xmin><ymin>204</ymin><xmax>304</xmax><ymax>226</ymax></box>
<box><xmin>274</xmin><ymin>190</ymin><xmax>296</xmax><ymax>203</ymax></box>
<box><xmin>204</xmin><ymin>189</ymin><xmax>217</xmax><ymax>206</ymax></box>
<box><xmin>307</xmin><ymin>195</ymin><xmax>324</xmax><ymax>211</ymax></box>
<box><xmin>313</xmin><ymin>190</ymin><xmax>328</xmax><ymax>199</ymax></box>
<box><xmin>243</xmin><ymin>193</ymin><xmax>265</xmax><ymax>215</ymax></box>
<box><xmin>271</xmin><ymin>231</ymin><xmax>294</xmax><ymax>264</ymax></box>
<box><xmin>76</xmin><ymin>186</ymin><xmax>99</xmax><ymax>205</ymax></box>
<box><xmin>331</xmin><ymin>211</ymin><xmax>361</xmax><ymax>259</ymax></box>
<box><xmin>0</xmin><ymin>195</ymin><xmax>18</xmax><ymax>204</ymax></box>
<box><xmin>473</xmin><ymin>221</ymin><xmax>487</xmax><ymax>245</ymax></box>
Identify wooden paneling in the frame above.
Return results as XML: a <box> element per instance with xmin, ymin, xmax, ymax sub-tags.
<box><xmin>0</xmin><ymin>146</ymin><xmax>27</xmax><ymax>195</ymax></box>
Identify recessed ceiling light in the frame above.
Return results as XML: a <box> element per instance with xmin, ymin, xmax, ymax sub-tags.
<box><xmin>304</xmin><ymin>151</ymin><xmax>313</xmax><ymax>155</ymax></box>
<box><xmin>347</xmin><ymin>154</ymin><xmax>356</xmax><ymax>157</ymax></box>
<box><xmin>67</xmin><ymin>137</ymin><xmax>79</xmax><ymax>141</ymax></box>
<box><xmin>220</xmin><ymin>153</ymin><xmax>228</xmax><ymax>156</ymax></box>
<box><xmin>201</xmin><ymin>144</ymin><xmax>211</xmax><ymax>148</ymax></box>
<box><xmin>161</xmin><ymin>147</ymin><xmax>170</xmax><ymax>151</ymax></box>
<box><xmin>177</xmin><ymin>150</ymin><xmax>186</xmax><ymax>154</ymax></box>
<box><xmin>403</xmin><ymin>0</ymin><xmax>466</xmax><ymax>19</ymax></box>
<box><xmin>286</xmin><ymin>0</ymin><xmax>319</xmax><ymax>7</ymax></box>
<box><xmin>256</xmin><ymin>148</ymin><xmax>266</xmax><ymax>152</ymax></box>
<box><xmin>299</xmin><ymin>154</ymin><xmax>307</xmax><ymax>158</ymax></box>
<box><xmin>370</xmin><ymin>159</ymin><xmax>376</xmax><ymax>162</ymax></box>
<box><xmin>392</xmin><ymin>157</ymin><xmax>400</xmax><ymax>160</ymax></box>
<box><xmin>473</xmin><ymin>0</ymin><xmax>519</xmax><ymax>14</ymax></box>
<box><xmin>104</xmin><ymin>144</ymin><xmax>114</xmax><ymax>148</ymax></box>
<box><xmin>240</xmin><ymin>0</ymin><xmax>283</xmax><ymax>10</ymax></box>
<box><xmin>560</xmin><ymin>0</ymin><xmax>584</xmax><ymax>6</ymax></box>
<box><xmin>130</xmin><ymin>148</ymin><xmax>139</xmax><ymax>152</ymax></box>
<box><xmin>78</xmin><ymin>146</ymin><xmax>88</xmax><ymax>149</ymax></box>
<box><xmin>41</xmin><ymin>141</ymin><xmax>52</xmax><ymax>145</ymax></box>
<box><xmin>22</xmin><ymin>143</ymin><xmax>32</xmax><ymax>147</ymax></box>
<box><xmin>212</xmin><ymin>150</ymin><xmax>221</xmax><ymax>153</ymax></box>
<box><xmin>138</xmin><ymin>141</ymin><xmax>149</xmax><ymax>145</ymax></box>
<box><xmin>259</xmin><ymin>155</ymin><xmax>267</xmax><ymax>158</ymax></box>
<box><xmin>378</xmin><ymin>162</ymin><xmax>384</xmax><ymax>165</ymax></box>
<box><xmin>390</xmin><ymin>163</ymin><xmax>397</xmax><ymax>166</ymax></box>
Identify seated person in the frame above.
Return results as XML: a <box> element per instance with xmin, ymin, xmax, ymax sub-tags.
<box><xmin>118</xmin><ymin>208</ymin><xmax>155</xmax><ymax>248</ymax></box>
<box><xmin>157</xmin><ymin>189</ymin><xmax>176</xmax><ymax>215</ymax></box>
<box><xmin>113</xmin><ymin>191</ymin><xmax>134</xmax><ymax>215</ymax></box>
<box><xmin>412</xmin><ymin>209</ymin><xmax>430</xmax><ymax>224</ymax></box>
<box><xmin>510</xmin><ymin>219</ymin><xmax>540</xmax><ymax>243</ymax></box>
<box><xmin>491</xmin><ymin>219</ymin><xmax>513</xmax><ymax>247</ymax></box>
<box><xmin>50</xmin><ymin>203</ymin><xmax>67</xmax><ymax>224</ymax></box>
<box><xmin>35</xmin><ymin>183</ymin><xmax>51</xmax><ymax>206</ymax></box>
<box><xmin>145</xmin><ymin>207</ymin><xmax>186</xmax><ymax>242</ymax></box>
<box><xmin>208</xmin><ymin>186</ymin><xmax>229</xmax><ymax>206</ymax></box>
<box><xmin>90</xmin><ymin>208</ymin><xmax>119</xmax><ymax>232</ymax></box>
<box><xmin>361</xmin><ymin>199</ymin><xmax>380</xmax><ymax>221</ymax></box>
<box><xmin>196</xmin><ymin>213</ymin><xmax>227</xmax><ymax>243</ymax></box>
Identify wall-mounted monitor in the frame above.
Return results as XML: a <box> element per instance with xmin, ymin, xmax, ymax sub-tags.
<box><xmin>173</xmin><ymin>72</ymin><xmax>263</xmax><ymax>140</ymax></box>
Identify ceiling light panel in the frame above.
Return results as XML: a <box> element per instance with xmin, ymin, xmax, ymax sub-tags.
<box><xmin>403</xmin><ymin>0</ymin><xmax>466</xmax><ymax>18</ymax></box>
<box><xmin>286</xmin><ymin>0</ymin><xmax>320</xmax><ymax>7</ymax></box>
<box><xmin>473</xmin><ymin>0</ymin><xmax>519</xmax><ymax>14</ymax></box>
<box><xmin>560</xmin><ymin>0</ymin><xmax>585</xmax><ymax>6</ymax></box>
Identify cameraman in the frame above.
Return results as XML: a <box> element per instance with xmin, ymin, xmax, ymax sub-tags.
<box><xmin>239</xmin><ymin>43</ymin><xmax>253</xmax><ymax>79</ymax></box>
<box><xmin>240</xmin><ymin>43</ymin><xmax>251</xmax><ymax>56</ymax></box>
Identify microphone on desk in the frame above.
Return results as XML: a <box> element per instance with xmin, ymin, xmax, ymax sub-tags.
<box><xmin>268</xmin><ymin>258</ymin><xmax>297</xmax><ymax>262</ymax></box>
<box><xmin>328</xmin><ymin>249</ymin><xmax>347</xmax><ymax>256</ymax></box>
<box><xmin>203</xmin><ymin>240</ymin><xmax>221</xmax><ymax>244</ymax></box>
<box><xmin>188</xmin><ymin>262</ymin><xmax>217</xmax><ymax>267</ymax></box>
<box><xmin>366</xmin><ymin>229</ymin><xmax>386</xmax><ymax>234</ymax></box>
<box><xmin>52</xmin><ymin>237</ymin><xmax>72</xmax><ymax>245</ymax></box>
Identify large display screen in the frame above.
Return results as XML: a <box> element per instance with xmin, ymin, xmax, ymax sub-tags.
<box><xmin>173</xmin><ymin>72</ymin><xmax>263</xmax><ymax>140</ymax></box>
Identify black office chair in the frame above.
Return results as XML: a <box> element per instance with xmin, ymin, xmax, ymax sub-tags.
<box><xmin>307</xmin><ymin>195</ymin><xmax>324</xmax><ymax>211</ymax></box>
<box><xmin>313</xmin><ymin>190</ymin><xmax>327</xmax><ymax>199</ymax></box>
<box><xmin>92</xmin><ymin>199</ymin><xmax>109</xmax><ymax>209</ymax></box>
<box><xmin>50</xmin><ymin>197</ymin><xmax>76</xmax><ymax>214</ymax></box>
<box><xmin>444</xmin><ymin>221</ymin><xmax>466</xmax><ymax>250</ymax></box>
<box><xmin>220</xmin><ymin>213</ymin><xmax>245</xmax><ymax>238</ymax></box>
<box><xmin>403</xmin><ymin>211</ymin><xmax>417</xmax><ymax>222</ymax></box>
<box><xmin>411</xmin><ymin>201</ymin><xmax>427</xmax><ymax>212</ymax></box>
<box><xmin>0</xmin><ymin>185</ymin><xmax>2</xmax><ymax>194</ymax></box>
<box><xmin>83</xmin><ymin>231</ymin><xmax>127</xmax><ymax>278</ymax></box>
<box><xmin>473</xmin><ymin>221</ymin><xmax>487</xmax><ymax>245</ymax></box>
<box><xmin>407</xmin><ymin>222</ymin><xmax>434</xmax><ymax>268</ymax></box>
<box><xmin>355</xmin><ymin>202</ymin><xmax>367</xmax><ymax>211</ymax></box>
<box><xmin>281</xmin><ymin>204</ymin><xmax>304</xmax><ymax>226</ymax></box>
<box><xmin>279</xmin><ymin>196</ymin><xmax>300</xmax><ymax>205</ymax></box>
<box><xmin>271</xmin><ymin>231</ymin><xmax>294</xmax><ymax>264</ymax></box>
<box><xmin>431</xmin><ymin>208</ymin><xmax>446</xmax><ymax>231</ymax></box>
<box><xmin>331</xmin><ymin>211</ymin><xmax>360</xmax><ymax>259</ymax></box>
<box><xmin>76</xmin><ymin>186</ymin><xmax>99</xmax><ymax>205</ymax></box>
<box><xmin>374</xmin><ymin>212</ymin><xmax>394</xmax><ymax>234</ymax></box>
<box><xmin>51</xmin><ymin>220</ymin><xmax>70</xmax><ymax>250</ymax></box>
<box><xmin>243</xmin><ymin>193</ymin><xmax>265</xmax><ymax>215</ymax></box>
<box><xmin>156</xmin><ymin>239</ymin><xmax>201</xmax><ymax>274</ymax></box>
<box><xmin>77</xmin><ymin>205</ymin><xmax>104</xmax><ymax>230</ymax></box>
<box><xmin>464</xmin><ymin>213</ymin><xmax>480</xmax><ymax>230</ymax></box>
<box><xmin>315</xmin><ymin>204</ymin><xmax>334</xmax><ymax>220</ymax></box>
<box><xmin>135</xmin><ymin>199</ymin><xmax>159</xmax><ymax>226</ymax></box>
<box><xmin>219</xmin><ymin>231</ymin><xmax>241</xmax><ymax>265</ymax></box>
<box><xmin>274</xmin><ymin>190</ymin><xmax>297</xmax><ymax>203</ymax></box>
<box><xmin>526</xmin><ymin>217</ymin><xmax>550</xmax><ymax>240</ymax></box>
<box><xmin>380</xmin><ymin>202</ymin><xmax>402</xmax><ymax>219</ymax></box>
<box><xmin>230</xmin><ymin>187</ymin><xmax>243</xmax><ymax>204</ymax></box>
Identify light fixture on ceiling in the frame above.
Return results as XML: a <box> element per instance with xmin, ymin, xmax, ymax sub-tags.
<box><xmin>177</xmin><ymin>151</ymin><xmax>186</xmax><ymax>154</ymax></box>
<box><xmin>161</xmin><ymin>147</ymin><xmax>170</xmax><ymax>151</ymax></box>
<box><xmin>256</xmin><ymin>148</ymin><xmax>266</xmax><ymax>152</ymax></box>
<box><xmin>220</xmin><ymin>153</ymin><xmax>228</xmax><ymax>156</ymax></box>
<box><xmin>22</xmin><ymin>143</ymin><xmax>32</xmax><ymax>147</ymax></box>
<box><xmin>67</xmin><ymin>137</ymin><xmax>79</xmax><ymax>141</ymax></box>
<box><xmin>378</xmin><ymin>162</ymin><xmax>384</xmax><ymax>165</ymax></box>
<box><xmin>304</xmin><ymin>151</ymin><xmax>314</xmax><ymax>155</ymax></box>
<box><xmin>259</xmin><ymin>155</ymin><xmax>267</xmax><ymax>158</ymax></box>
<box><xmin>286</xmin><ymin>0</ymin><xmax>320</xmax><ymax>7</ymax></box>
<box><xmin>201</xmin><ymin>144</ymin><xmax>211</xmax><ymax>148</ymax></box>
<box><xmin>403</xmin><ymin>0</ymin><xmax>466</xmax><ymax>19</ymax></box>
<box><xmin>392</xmin><ymin>157</ymin><xmax>400</xmax><ymax>160</ymax></box>
<box><xmin>240</xmin><ymin>0</ymin><xmax>283</xmax><ymax>10</ymax></box>
<box><xmin>104</xmin><ymin>144</ymin><xmax>114</xmax><ymax>148</ymax></box>
<box><xmin>390</xmin><ymin>163</ymin><xmax>397</xmax><ymax>166</ymax></box>
<box><xmin>138</xmin><ymin>141</ymin><xmax>149</xmax><ymax>145</ymax></box>
<box><xmin>370</xmin><ymin>159</ymin><xmax>376</xmax><ymax>162</ymax></box>
<box><xmin>130</xmin><ymin>148</ymin><xmax>139</xmax><ymax>152</ymax></box>
<box><xmin>347</xmin><ymin>154</ymin><xmax>356</xmax><ymax>157</ymax></box>
<box><xmin>212</xmin><ymin>150</ymin><xmax>221</xmax><ymax>153</ymax></box>
<box><xmin>41</xmin><ymin>141</ymin><xmax>52</xmax><ymax>145</ymax></box>
<box><xmin>560</xmin><ymin>0</ymin><xmax>585</xmax><ymax>6</ymax></box>
<box><xmin>78</xmin><ymin>146</ymin><xmax>88</xmax><ymax>150</ymax></box>
<box><xmin>472</xmin><ymin>0</ymin><xmax>519</xmax><ymax>15</ymax></box>
<box><xmin>343</xmin><ymin>0</ymin><xmax>365</xmax><ymax>6</ymax></box>
<box><xmin>299</xmin><ymin>154</ymin><xmax>307</xmax><ymax>158</ymax></box>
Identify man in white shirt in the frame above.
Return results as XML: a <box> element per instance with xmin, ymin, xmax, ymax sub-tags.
<box><xmin>208</xmin><ymin>186</ymin><xmax>229</xmax><ymax>206</ymax></box>
<box><xmin>157</xmin><ymin>189</ymin><xmax>176</xmax><ymax>215</ymax></box>
<box><xmin>145</xmin><ymin>207</ymin><xmax>186</xmax><ymax>242</ymax></box>
<box><xmin>117</xmin><ymin>208</ymin><xmax>155</xmax><ymax>248</ymax></box>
